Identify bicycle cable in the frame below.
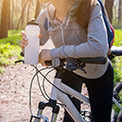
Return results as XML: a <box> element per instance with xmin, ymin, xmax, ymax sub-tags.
<box><xmin>33</xmin><ymin>65</ymin><xmax>72</xmax><ymax>97</ymax></box>
<box><xmin>42</xmin><ymin>68</ymin><xmax>55</xmax><ymax>100</ymax></box>
<box><xmin>29</xmin><ymin>65</ymin><xmax>74</xmax><ymax>116</ymax></box>
<box><xmin>42</xmin><ymin>68</ymin><xmax>67</xmax><ymax>107</ymax></box>
<box><xmin>29</xmin><ymin>66</ymin><xmax>53</xmax><ymax>115</ymax></box>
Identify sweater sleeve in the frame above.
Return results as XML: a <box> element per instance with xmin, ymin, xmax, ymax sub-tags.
<box><xmin>50</xmin><ymin>3</ymin><xmax>108</xmax><ymax>59</ymax></box>
<box><xmin>36</xmin><ymin>9</ymin><xmax>49</xmax><ymax>46</ymax></box>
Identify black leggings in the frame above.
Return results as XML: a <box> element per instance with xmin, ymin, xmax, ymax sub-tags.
<box><xmin>61</xmin><ymin>63</ymin><xmax>114</xmax><ymax>122</ymax></box>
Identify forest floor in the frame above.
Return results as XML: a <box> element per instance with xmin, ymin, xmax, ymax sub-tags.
<box><xmin>0</xmin><ymin>41</ymin><xmax>89</xmax><ymax>122</ymax></box>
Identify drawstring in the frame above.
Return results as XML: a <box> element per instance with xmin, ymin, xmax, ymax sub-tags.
<box><xmin>60</xmin><ymin>25</ymin><xmax>65</xmax><ymax>45</ymax></box>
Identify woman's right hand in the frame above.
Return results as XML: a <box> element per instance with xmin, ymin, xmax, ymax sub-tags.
<box><xmin>19</xmin><ymin>31</ymin><xmax>28</xmax><ymax>51</ymax></box>
<box><xmin>19</xmin><ymin>31</ymin><xmax>42</xmax><ymax>51</ymax></box>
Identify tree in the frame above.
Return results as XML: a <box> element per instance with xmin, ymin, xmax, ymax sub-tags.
<box><xmin>35</xmin><ymin>0</ymin><xmax>41</xmax><ymax>19</ymax></box>
<box><xmin>27</xmin><ymin>0</ymin><xmax>33</xmax><ymax>23</ymax></box>
<box><xmin>105</xmin><ymin>0</ymin><xmax>114</xmax><ymax>23</ymax></box>
<box><xmin>16</xmin><ymin>0</ymin><xmax>30</xmax><ymax>29</ymax></box>
<box><xmin>118</xmin><ymin>0</ymin><xmax>122</xmax><ymax>27</ymax></box>
<box><xmin>0</xmin><ymin>0</ymin><xmax>10</xmax><ymax>38</ymax></box>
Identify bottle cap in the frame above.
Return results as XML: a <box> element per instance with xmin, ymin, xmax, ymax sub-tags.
<box><xmin>27</xmin><ymin>18</ymin><xmax>38</xmax><ymax>25</ymax></box>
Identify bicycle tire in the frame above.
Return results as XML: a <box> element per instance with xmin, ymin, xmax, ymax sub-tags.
<box><xmin>118</xmin><ymin>110</ymin><xmax>122</xmax><ymax>122</ymax></box>
<box><xmin>113</xmin><ymin>81</ymin><xmax>122</xmax><ymax>122</ymax></box>
<box><xmin>114</xmin><ymin>82</ymin><xmax>122</xmax><ymax>94</ymax></box>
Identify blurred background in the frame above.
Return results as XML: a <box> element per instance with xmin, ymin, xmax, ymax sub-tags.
<box><xmin>0</xmin><ymin>0</ymin><xmax>122</xmax><ymax>121</ymax></box>
<box><xmin>0</xmin><ymin>0</ymin><xmax>121</xmax><ymax>80</ymax></box>
<box><xmin>0</xmin><ymin>0</ymin><xmax>122</xmax><ymax>38</ymax></box>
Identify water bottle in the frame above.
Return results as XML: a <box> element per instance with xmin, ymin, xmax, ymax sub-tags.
<box><xmin>24</xmin><ymin>19</ymin><xmax>40</xmax><ymax>65</ymax></box>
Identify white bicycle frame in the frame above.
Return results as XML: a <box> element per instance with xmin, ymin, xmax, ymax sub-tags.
<box><xmin>32</xmin><ymin>57</ymin><xmax>122</xmax><ymax>122</ymax></box>
<box><xmin>33</xmin><ymin>73</ymin><xmax>122</xmax><ymax>122</ymax></box>
<box><xmin>49</xmin><ymin>77</ymin><xmax>90</xmax><ymax>122</ymax></box>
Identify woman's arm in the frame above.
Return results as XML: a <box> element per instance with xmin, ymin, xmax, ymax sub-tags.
<box><xmin>50</xmin><ymin>3</ymin><xmax>108</xmax><ymax>59</ymax></box>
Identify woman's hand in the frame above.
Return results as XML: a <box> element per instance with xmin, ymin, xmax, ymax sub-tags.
<box><xmin>38</xmin><ymin>49</ymin><xmax>52</xmax><ymax>66</ymax></box>
<box><xmin>107</xmin><ymin>48</ymin><xmax>111</xmax><ymax>55</ymax></box>
<box><xmin>19</xmin><ymin>31</ymin><xmax>42</xmax><ymax>50</ymax></box>
<box><xmin>19</xmin><ymin>31</ymin><xmax>28</xmax><ymax>50</ymax></box>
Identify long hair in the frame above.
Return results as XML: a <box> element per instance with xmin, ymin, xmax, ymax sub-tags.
<box><xmin>73</xmin><ymin>0</ymin><xmax>97</xmax><ymax>31</ymax></box>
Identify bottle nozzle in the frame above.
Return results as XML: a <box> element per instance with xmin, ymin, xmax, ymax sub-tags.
<box><xmin>31</xmin><ymin>18</ymin><xmax>36</xmax><ymax>22</ymax></box>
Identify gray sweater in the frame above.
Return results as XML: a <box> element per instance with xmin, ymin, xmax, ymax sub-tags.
<box><xmin>36</xmin><ymin>2</ymin><xmax>109</xmax><ymax>79</ymax></box>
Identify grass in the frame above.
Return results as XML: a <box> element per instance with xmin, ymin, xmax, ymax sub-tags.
<box><xmin>112</xmin><ymin>29</ymin><xmax>122</xmax><ymax>83</ymax></box>
<box><xmin>0</xmin><ymin>30</ymin><xmax>22</xmax><ymax>73</ymax></box>
<box><xmin>0</xmin><ymin>30</ymin><xmax>22</xmax><ymax>45</ymax></box>
<box><xmin>114</xmin><ymin>29</ymin><xmax>122</xmax><ymax>46</ymax></box>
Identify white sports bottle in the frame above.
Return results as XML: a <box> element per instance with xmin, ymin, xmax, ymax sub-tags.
<box><xmin>24</xmin><ymin>20</ymin><xmax>40</xmax><ymax>65</ymax></box>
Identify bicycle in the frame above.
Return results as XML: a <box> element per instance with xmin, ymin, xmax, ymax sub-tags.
<box><xmin>16</xmin><ymin>56</ymin><xmax>108</xmax><ymax>122</ymax></box>
<box><xmin>108</xmin><ymin>46</ymin><xmax>122</xmax><ymax>122</ymax></box>
<box><xmin>15</xmin><ymin>46</ymin><xmax>122</xmax><ymax>122</ymax></box>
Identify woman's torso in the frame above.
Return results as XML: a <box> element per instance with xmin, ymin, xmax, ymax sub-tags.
<box><xmin>36</xmin><ymin>2</ymin><xmax>109</xmax><ymax>79</ymax></box>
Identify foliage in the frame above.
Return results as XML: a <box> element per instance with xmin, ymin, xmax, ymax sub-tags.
<box><xmin>112</xmin><ymin>29</ymin><xmax>122</xmax><ymax>83</ymax></box>
<box><xmin>114</xmin><ymin>29</ymin><xmax>122</xmax><ymax>46</ymax></box>
<box><xmin>0</xmin><ymin>30</ymin><xmax>22</xmax><ymax>45</ymax></box>
<box><xmin>0</xmin><ymin>30</ymin><xmax>22</xmax><ymax>73</ymax></box>
<box><xmin>112</xmin><ymin>29</ymin><xmax>122</xmax><ymax>114</ymax></box>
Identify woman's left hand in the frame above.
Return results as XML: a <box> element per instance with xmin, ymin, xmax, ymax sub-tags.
<box><xmin>38</xmin><ymin>49</ymin><xmax>52</xmax><ymax>66</ymax></box>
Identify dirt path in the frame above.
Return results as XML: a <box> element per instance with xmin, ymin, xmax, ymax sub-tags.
<box><xmin>0</xmin><ymin>63</ymin><xmax>65</xmax><ymax>122</ymax></box>
<box><xmin>0</xmin><ymin>41</ymin><xmax>89</xmax><ymax>122</ymax></box>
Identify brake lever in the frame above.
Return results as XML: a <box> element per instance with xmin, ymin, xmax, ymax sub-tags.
<box><xmin>15</xmin><ymin>59</ymin><xmax>24</xmax><ymax>64</ymax></box>
<box><xmin>78</xmin><ymin>67</ymin><xmax>87</xmax><ymax>74</ymax></box>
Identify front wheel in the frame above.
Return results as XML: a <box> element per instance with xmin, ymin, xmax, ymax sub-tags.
<box><xmin>113</xmin><ymin>82</ymin><xmax>122</xmax><ymax>122</ymax></box>
<box><xmin>117</xmin><ymin>110</ymin><xmax>122</xmax><ymax>122</ymax></box>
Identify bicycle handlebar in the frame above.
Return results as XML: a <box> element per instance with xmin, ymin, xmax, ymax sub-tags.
<box><xmin>108</xmin><ymin>46</ymin><xmax>122</xmax><ymax>60</ymax></box>
<box><xmin>74</xmin><ymin>57</ymin><xmax>107</xmax><ymax>64</ymax></box>
<box><xmin>15</xmin><ymin>55</ymin><xmax>107</xmax><ymax>73</ymax></box>
<box><xmin>45</xmin><ymin>57</ymin><xmax>107</xmax><ymax>67</ymax></box>
<box><xmin>19</xmin><ymin>52</ymin><xmax>107</xmax><ymax>65</ymax></box>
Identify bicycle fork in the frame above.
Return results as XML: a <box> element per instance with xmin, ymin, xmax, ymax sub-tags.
<box><xmin>30</xmin><ymin>78</ymin><xmax>61</xmax><ymax>122</ymax></box>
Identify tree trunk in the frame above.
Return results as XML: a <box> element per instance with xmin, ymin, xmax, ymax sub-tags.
<box><xmin>34</xmin><ymin>0</ymin><xmax>41</xmax><ymax>19</ymax></box>
<box><xmin>0</xmin><ymin>0</ymin><xmax>10</xmax><ymax>38</ymax></box>
<box><xmin>21</xmin><ymin>0</ymin><xmax>25</xmax><ymax>28</ymax></box>
<box><xmin>118</xmin><ymin>0</ymin><xmax>122</xmax><ymax>27</ymax></box>
<box><xmin>8</xmin><ymin>0</ymin><xmax>11</xmax><ymax>30</ymax></box>
<box><xmin>11</xmin><ymin>0</ymin><xmax>14</xmax><ymax>29</ymax></box>
<box><xmin>27</xmin><ymin>0</ymin><xmax>32</xmax><ymax>23</ymax></box>
<box><xmin>105</xmin><ymin>0</ymin><xmax>114</xmax><ymax>23</ymax></box>
<box><xmin>16</xmin><ymin>0</ymin><xmax>30</xmax><ymax>29</ymax></box>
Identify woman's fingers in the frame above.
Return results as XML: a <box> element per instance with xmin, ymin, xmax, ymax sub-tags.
<box><xmin>20</xmin><ymin>31</ymin><xmax>41</xmax><ymax>50</ymax></box>
<box><xmin>19</xmin><ymin>39</ymin><xmax>28</xmax><ymax>48</ymax></box>
<box><xmin>19</xmin><ymin>41</ymin><xmax>24</xmax><ymax>50</ymax></box>
<box><xmin>38</xmin><ymin>52</ymin><xmax>46</xmax><ymax>66</ymax></box>
<box><xmin>20</xmin><ymin>40</ymin><xmax>28</xmax><ymax>46</ymax></box>
<box><xmin>22</xmin><ymin>39</ymin><xmax>28</xmax><ymax>45</ymax></box>
<box><xmin>21</xmin><ymin>31</ymin><xmax>26</xmax><ymax>36</ymax></box>
<box><xmin>38</xmin><ymin>49</ymin><xmax>51</xmax><ymax>67</ymax></box>
<box><xmin>21</xmin><ymin>31</ymin><xmax>28</xmax><ymax>42</ymax></box>
<box><xmin>38</xmin><ymin>34</ymin><xmax>42</xmax><ymax>39</ymax></box>
<box><xmin>22</xmin><ymin>36</ymin><xmax>28</xmax><ymax>42</ymax></box>
<box><xmin>19</xmin><ymin>31</ymin><xmax>28</xmax><ymax>49</ymax></box>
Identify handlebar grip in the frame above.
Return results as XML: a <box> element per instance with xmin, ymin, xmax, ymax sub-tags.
<box><xmin>78</xmin><ymin>57</ymin><xmax>107</xmax><ymax>64</ymax></box>
<box><xmin>111</xmin><ymin>50</ymin><xmax>122</xmax><ymax>56</ymax></box>
<box><xmin>45</xmin><ymin>61</ymin><xmax>52</xmax><ymax>66</ymax></box>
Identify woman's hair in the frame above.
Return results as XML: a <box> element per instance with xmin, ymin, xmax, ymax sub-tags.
<box><xmin>73</xmin><ymin>0</ymin><xmax>97</xmax><ymax>31</ymax></box>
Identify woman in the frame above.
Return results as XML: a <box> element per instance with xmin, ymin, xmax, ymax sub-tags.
<box><xmin>20</xmin><ymin>0</ymin><xmax>114</xmax><ymax>121</ymax></box>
